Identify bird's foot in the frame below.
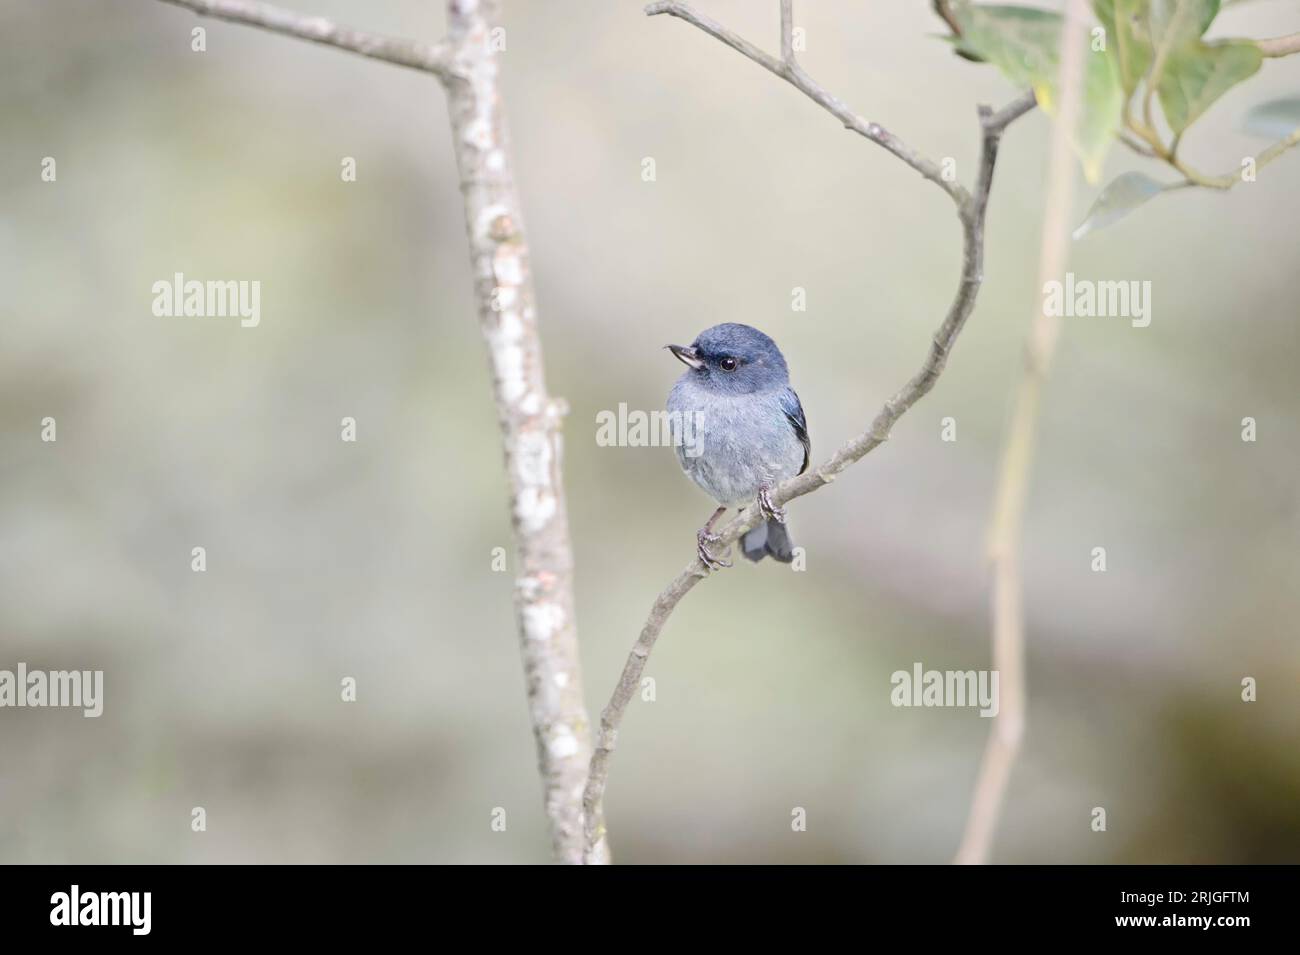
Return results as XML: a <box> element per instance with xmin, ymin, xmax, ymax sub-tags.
<box><xmin>758</xmin><ymin>485</ymin><xmax>786</xmax><ymax>524</ymax></box>
<box><xmin>696</xmin><ymin>527</ymin><xmax>732</xmax><ymax>570</ymax></box>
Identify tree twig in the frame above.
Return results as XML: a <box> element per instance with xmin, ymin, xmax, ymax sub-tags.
<box><xmin>931</xmin><ymin>0</ymin><xmax>964</xmax><ymax>41</ymax></box>
<box><xmin>953</xmin><ymin>0</ymin><xmax>1089</xmax><ymax>866</ymax></box>
<box><xmin>779</xmin><ymin>0</ymin><xmax>794</xmax><ymax>65</ymax></box>
<box><xmin>157</xmin><ymin>0</ymin><xmax>455</xmax><ymax>80</ymax></box>
<box><xmin>1258</xmin><ymin>32</ymin><xmax>1300</xmax><ymax>58</ymax></box>
<box><xmin>581</xmin><ymin>0</ymin><xmax>1037</xmax><ymax>863</ymax></box>
<box><xmin>1169</xmin><ymin>125</ymin><xmax>1300</xmax><ymax>190</ymax></box>
<box><xmin>153</xmin><ymin>0</ymin><xmax>604</xmax><ymax>865</ymax></box>
<box><xmin>643</xmin><ymin>0</ymin><xmax>968</xmax><ymax>206</ymax></box>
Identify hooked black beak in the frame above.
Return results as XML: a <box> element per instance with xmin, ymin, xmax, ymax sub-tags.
<box><xmin>666</xmin><ymin>344</ymin><xmax>704</xmax><ymax>370</ymax></box>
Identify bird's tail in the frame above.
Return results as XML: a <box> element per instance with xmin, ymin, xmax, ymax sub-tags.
<box><xmin>741</xmin><ymin>518</ymin><xmax>795</xmax><ymax>563</ymax></box>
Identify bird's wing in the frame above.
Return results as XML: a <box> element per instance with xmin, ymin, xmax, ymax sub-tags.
<box><xmin>780</xmin><ymin>386</ymin><xmax>811</xmax><ymax>475</ymax></box>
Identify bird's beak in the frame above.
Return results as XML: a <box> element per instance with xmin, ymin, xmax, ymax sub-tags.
<box><xmin>666</xmin><ymin>344</ymin><xmax>704</xmax><ymax>370</ymax></box>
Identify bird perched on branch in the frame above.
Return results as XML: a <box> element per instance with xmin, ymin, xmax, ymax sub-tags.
<box><xmin>666</xmin><ymin>323</ymin><xmax>809</xmax><ymax>568</ymax></box>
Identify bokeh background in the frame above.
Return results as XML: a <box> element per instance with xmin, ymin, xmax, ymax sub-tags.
<box><xmin>2</xmin><ymin>0</ymin><xmax>1297</xmax><ymax>864</ymax></box>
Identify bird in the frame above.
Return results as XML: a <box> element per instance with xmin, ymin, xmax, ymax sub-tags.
<box><xmin>665</xmin><ymin>323</ymin><xmax>809</xmax><ymax>568</ymax></box>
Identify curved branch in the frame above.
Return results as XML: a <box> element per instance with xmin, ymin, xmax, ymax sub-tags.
<box><xmin>1170</xmin><ymin>125</ymin><xmax>1300</xmax><ymax>190</ymax></box>
<box><xmin>644</xmin><ymin>1</ymin><xmax>969</xmax><ymax>207</ymax></box>
<box><xmin>581</xmin><ymin>0</ymin><xmax>1037</xmax><ymax>864</ymax></box>
<box><xmin>157</xmin><ymin>0</ymin><xmax>454</xmax><ymax>80</ymax></box>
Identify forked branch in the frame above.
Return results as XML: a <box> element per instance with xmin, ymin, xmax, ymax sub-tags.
<box><xmin>581</xmin><ymin>0</ymin><xmax>1036</xmax><ymax>863</ymax></box>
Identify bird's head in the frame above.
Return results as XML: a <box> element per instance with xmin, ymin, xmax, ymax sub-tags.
<box><xmin>667</xmin><ymin>323</ymin><xmax>789</xmax><ymax>395</ymax></box>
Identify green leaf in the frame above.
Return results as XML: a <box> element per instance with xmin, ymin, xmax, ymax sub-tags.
<box><xmin>1243</xmin><ymin>97</ymin><xmax>1300</xmax><ymax>139</ymax></box>
<box><xmin>1075</xmin><ymin>51</ymin><xmax>1125</xmax><ymax>183</ymax></box>
<box><xmin>1148</xmin><ymin>0</ymin><xmax>1219</xmax><ymax>50</ymax></box>
<box><xmin>1157</xmin><ymin>40</ymin><xmax>1262</xmax><ymax>134</ymax></box>
<box><xmin>950</xmin><ymin>3</ymin><xmax>1062</xmax><ymax>89</ymax></box>
<box><xmin>1092</xmin><ymin>0</ymin><xmax>1153</xmax><ymax>97</ymax></box>
<box><xmin>948</xmin><ymin>2</ymin><xmax>1123</xmax><ymax>182</ymax></box>
<box><xmin>1073</xmin><ymin>171</ymin><xmax>1169</xmax><ymax>239</ymax></box>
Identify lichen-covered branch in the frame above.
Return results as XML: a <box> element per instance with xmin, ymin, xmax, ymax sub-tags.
<box><xmin>441</xmin><ymin>0</ymin><xmax>604</xmax><ymax>866</ymax></box>
<box><xmin>153</xmin><ymin>0</ymin><xmax>603</xmax><ymax>865</ymax></box>
<box><xmin>581</xmin><ymin>0</ymin><xmax>1037</xmax><ymax>863</ymax></box>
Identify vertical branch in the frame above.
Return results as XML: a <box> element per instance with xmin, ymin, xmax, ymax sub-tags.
<box><xmin>953</xmin><ymin>0</ymin><xmax>1088</xmax><ymax>866</ymax></box>
<box><xmin>443</xmin><ymin>0</ymin><xmax>605</xmax><ymax>865</ymax></box>
<box><xmin>155</xmin><ymin>0</ymin><xmax>606</xmax><ymax>864</ymax></box>
<box><xmin>779</xmin><ymin>0</ymin><xmax>794</xmax><ymax>64</ymax></box>
<box><xmin>151</xmin><ymin>0</ymin><xmax>602</xmax><ymax>864</ymax></box>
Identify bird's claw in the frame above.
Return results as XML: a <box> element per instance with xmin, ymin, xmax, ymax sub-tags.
<box><xmin>758</xmin><ymin>485</ymin><xmax>786</xmax><ymax>524</ymax></box>
<box><xmin>696</xmin><ymin>529</ymin><xmax>732</xmax><ymax>570</ymax></box>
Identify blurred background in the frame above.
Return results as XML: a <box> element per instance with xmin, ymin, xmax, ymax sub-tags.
<box><xmin>1</xmin><ymin>0</ymin><xmax>1297</xmax><ymax>864</ymax></box>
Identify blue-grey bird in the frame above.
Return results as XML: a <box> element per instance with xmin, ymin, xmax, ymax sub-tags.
<box><xmin>666</xmin><ymin>323</ymin><xmax>809</xmax><ymax>567</ymax></box>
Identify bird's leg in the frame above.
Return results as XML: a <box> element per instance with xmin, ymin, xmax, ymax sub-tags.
<box><xmin>696</xmin><ymin>505</ymin><xmax>731</xmax><ymax>570</ymax></box>
<box><xmin>758</xmin><ymin>484</ymin><xmax>786</xmax><ymax>524</ymax></box>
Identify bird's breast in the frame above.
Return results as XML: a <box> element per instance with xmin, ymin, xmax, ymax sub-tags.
<box><xmin>666</xmin><ymin>385</ymin><xmax>804</xmax><ymax>505</ymax></box>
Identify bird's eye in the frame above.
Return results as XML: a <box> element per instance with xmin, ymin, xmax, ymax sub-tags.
<box><xmin>719</xmin><ymin>357</ymin><xmax>738</xmax><ymax>371</ymax></box>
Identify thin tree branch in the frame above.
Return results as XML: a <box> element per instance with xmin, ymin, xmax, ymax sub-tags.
<box><xmin>644</xmin><ymin>1</ymin><xmax>969</xmax><ymax>207</ymax></box>
<box><xmin>1170</xmin><ymin>125</ymin><xmax>1300</xmax><ymax>190</ymax></box>
<box><xmin>581</xmin><ymin>2</ymin><xmax>1036</xmax><ymax>864</ymax></box>
<box><xmin>153</xmin><ymin>0</ymin><xmax>604</xmax><ymax>864</ymax></box>
<box><xmin>953</xmin><ymin>0</ymin><xmax>1089</xmax><ymax>866</ymax></box>
<box><xmin>1116</xmin><ymin>131</ymin><xmax>1157</xmax><ymax>157</ymax></box>
<box><xmin>932</xmin><ymin>0</ymin><xmax>964</xmax><ymax>38</ymax></box>
<box><xmin>440</xmin><ymin>0</ymin><xmax>605</xmax><ymax>866</ymax></box>
<box><xmin>157</xmin><ymin>0</ymin><xmax>455</xmax><ymax>80</ymax></box>
<box><xmin>1122</xmin><ymin>108</ymin><xmax>1300</xmax><ymax>190</ymax></box>
<box><xmin>779</xmin><ymin>0</ymin><xmax>794</xmax><ymax>65</ymax></box>
<box><xmin>1258</xmin><ymin>32</ymin><xmax>1300</xmax><ymax>58</ymax></box>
